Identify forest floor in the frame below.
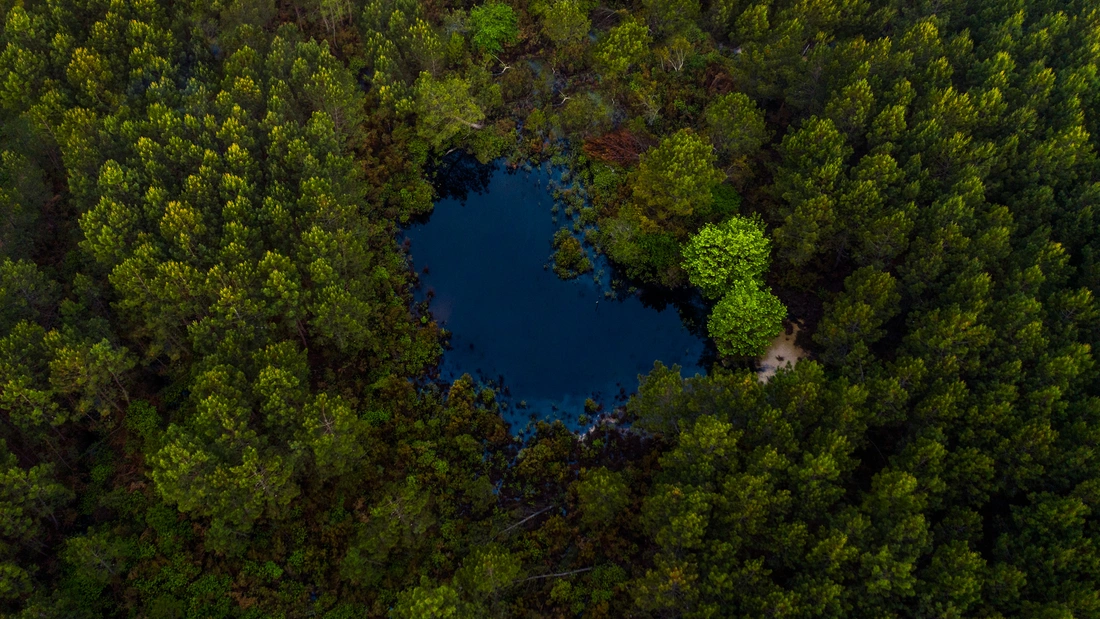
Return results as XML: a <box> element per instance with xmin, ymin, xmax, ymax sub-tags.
<box><xmin>757</xmin><ymin>322</ymin><xmax>807</xmax><ymax>382</ymax></box>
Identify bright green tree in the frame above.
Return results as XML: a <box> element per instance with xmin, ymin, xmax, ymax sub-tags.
<box><xmin>707</xmin><ymin>281</ymin><xmax>785</xmax><ymax>357</ymax></box>
<box><xmin>594</xmin><ymin>17</ymin><xmax>650</xmax><ymax>76</ymax></box>
<box><xmin>682</xmin><ymin>215</ymin><xmax>771</xmax><ymax>299</ymax></box>
<box><xmin>468</xmin><ymin>2</ymin><xmax>519</xmax><ymax>55</ymax></box>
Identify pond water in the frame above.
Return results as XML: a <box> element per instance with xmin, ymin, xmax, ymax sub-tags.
<box><xmin>406</xmin><ymin>158</ymin><xmax>708</xmax><ymax>435</ymax></box>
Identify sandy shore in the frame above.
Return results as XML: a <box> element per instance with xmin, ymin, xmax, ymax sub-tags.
<box><xmin>757</xmin><ymin>322</ymin><xmax>807</xmax><ymax>382</ymax></box>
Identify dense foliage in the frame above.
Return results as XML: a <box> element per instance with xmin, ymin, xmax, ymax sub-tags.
<box><xmin>1</xmin><ymin>0</ymin><xmax>1100</xmax><ymax>616</ymax></box>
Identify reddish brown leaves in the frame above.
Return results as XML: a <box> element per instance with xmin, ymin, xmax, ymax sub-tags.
<box><xmin>582</xmin><ymin>129</ymin><xmax>654</xmax><ymax>166</ymax></box>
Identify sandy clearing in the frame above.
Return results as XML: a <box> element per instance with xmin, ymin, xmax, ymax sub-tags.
<box><xmin>757</xmin><ymin>322</ymin><xmax>808</xmax><ymax>382</ymax></box>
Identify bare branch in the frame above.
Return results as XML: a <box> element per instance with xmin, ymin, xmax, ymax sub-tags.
<box><xmin>519</xmin><ymin>567</ymin><xmax>595</xmax><ymax>583</ymax></box>
<box><xmin>494</xmin><ymin>505</ymin><xmax>556</xmax><ymax>538</ymax></box>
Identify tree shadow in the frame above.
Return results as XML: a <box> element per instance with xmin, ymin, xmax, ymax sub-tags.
<box><xmin>428</xmin><ymin>151</ymin><xmax>496</xmax><ymax>204</ymax></box>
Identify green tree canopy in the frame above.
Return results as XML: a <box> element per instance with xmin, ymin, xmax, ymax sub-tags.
<box><xmin>642</xmin><ymin>0</ymin><xmax>699</xmax><ymax>35</ymax></box>
<box><xmin>468</xmin><ymin>2</ymin><xmax>519</xmax><ymax>55</ymax></box>
<box><xmin>573</xmin><ymin>466</ymin><xmax>630</xmax><ymax>528</ymax></box>
<box><xmin>414</xmin><ymin>71</ymin><xmax>486</xmax><ymax>150</ymax></box>
<box><xmin>682</xmin><ymin>215</ymin><xmax>771</xmax><ymax>299</ymax></box>
<box><xmin>594</xmin><ymin>17</ymin><xmax>650</xmax><ymax>76</ymax></box>
<box><xmin>632</xmin><ymin>129</ymin><xmax>723</xmax><ymax>224</ymax></box>
<box><xmin>540</xmin><ymin>0</ymin><xmax>590</xmax><ymax>48</ymax></box>
<box><xmin>707</xmin><ymin>280</ymin><xmax>786</xmax><ymax>357</ymax></box>
<box><xmin>704</xmin><ymin>92</ymin><xmax>769</xmax><ymax>158</ymax></box>
<box><xmin>1</xmin><ymin>0</ymin><xmax>1100</xmax><ymax>616</ymax></box>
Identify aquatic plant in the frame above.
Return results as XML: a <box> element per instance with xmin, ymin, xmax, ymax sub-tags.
<box><xmin>551</xmin><ymin>228</ymin><xmax>594</xmax><ymax>279</ymax></box>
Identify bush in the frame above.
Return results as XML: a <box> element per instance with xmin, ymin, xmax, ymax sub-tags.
<box><xmin>552</xmin><ymin>228</ymin><xmax>593</xmax><ymax>279</ymax></box>
<box><xmin>469</xmin><ymin>3</ymin><xmax>518</xmax><ymax>55</ymax></box>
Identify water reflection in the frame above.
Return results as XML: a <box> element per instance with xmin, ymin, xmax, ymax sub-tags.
<box><xmin>408</xmin><ymin>158</ymin><xmax>708</xmax><ymax>435</ymax></box>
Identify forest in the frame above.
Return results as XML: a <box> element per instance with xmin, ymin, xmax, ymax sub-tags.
<box><xmin>1</xmin><ymin>0</ymin><xmax>1100</xmax><ymax>616</ymax></box>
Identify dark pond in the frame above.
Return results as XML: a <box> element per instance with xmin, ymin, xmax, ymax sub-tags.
<box><xmin>406</xmin><ymin>157</ymin><xmax>708</xmax><ymax>435</ymax></box>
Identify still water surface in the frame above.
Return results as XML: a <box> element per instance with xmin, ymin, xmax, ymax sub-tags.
<box><xmin>406</xmin><ymin>159</ymin><xmax>707</xmax><ymax>433</ymax></box>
